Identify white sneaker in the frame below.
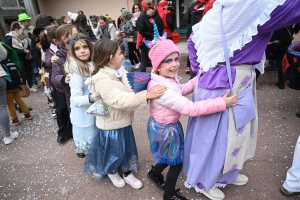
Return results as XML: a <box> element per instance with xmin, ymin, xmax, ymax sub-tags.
<box><xmin>30</xmin><ymin>87</ymin><xmax>38</xmax><ymax>92</ymax></box>
<box><xmin>3</xmin><ymin>132</ymin><xmax>19</xmax><ymax>145</ymax></box>
<box><xmin>107</xmin><ymin>173</ymin><xmax>125</xmax><ymax>188</ymax></box>
<box><xmin>123</xmin><ymin>173</ymin><xmax>143</xmax><ymax>189</ymax></box>
<box><xmin>233</xmin><ymin>174</ymin><xmax>248</xmax><ymax>186</ymax></box>
<box><xmin>202</xmin><ymin>188</ymin><xmax>225</xmax><ymax>200</ymax></box>
<box><xmin>51</xmin><ymin>109</ymin><xmax>57</xmax><ymax>118</ymax></box>
<box><xmin>134</xmin><ymin>63</ymin><xmax>140</xmax><ymax>69</ymax></box>
<box><xmin>32</xmin><ymin>84</ymin><xmax>40</xmax><ymax>88</ymax></box>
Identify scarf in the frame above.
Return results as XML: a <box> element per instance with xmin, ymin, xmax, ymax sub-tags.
<box><xmin>99</xmin><ymin>24</ymin><xmax>109</xmax><ymax>40</ymax></box>
<box><xmin>192</xmin><ymin>0</ymin><xmax>285</xmax><ymax>72</ymax></box>
<box><xmin>5</xmin><ymin>31</ymin><xmax>28</xmax><ymax>50</ymax></box>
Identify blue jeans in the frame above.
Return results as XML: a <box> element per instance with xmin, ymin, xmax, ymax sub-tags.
<box><xmin>31</xmin><ymin>61</ymin><xmax>38</xmax><ymax>84</ymax></box>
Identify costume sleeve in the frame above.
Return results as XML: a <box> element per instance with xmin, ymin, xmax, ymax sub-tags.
<box><xmin>156</xmin><ymin>88</ymin><xmax>226</xmax><ymax>117</ymax></box>
<box><xmin>180</xmin><ymin>76</ymin><xmax>197</xmax><ymax>96</ymax></box>
<box><xmin>51</xmin><ymin>58</ymin><xmax>68</xmax><ymax>91</ymax></box>
<box><xmin>69</xmin><ymin>73</ymin><xmax>91</xmax><ymax>107</ymax></box>
<box><xmin>45</xmin><ymin>49</ymin><xmax>53</xmax><ymax>69</ymax></box>
<box><xmin>259</xmin><ymin>0</ymin><xmax>300</xmax><ymax>33</ymax></box>
<box><xmin>0</xmin><ymin>44</ymin><xmax>7</xmax><ymax>60</ymax></box>
<box><xmin>96</xmin><ymin>77</ymin><xmax>148</xmax><ymax>111</ymax></box>
<box><xmin>187</xmin><ymin>33</ymin><xmax>200</xmax><ymax>74</ymax></box>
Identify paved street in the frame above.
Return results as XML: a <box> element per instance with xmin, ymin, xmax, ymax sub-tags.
<box><xmin>0</xmin><ymin>54</ymin><xmax>300</xmax><ymax>200</ymax></box>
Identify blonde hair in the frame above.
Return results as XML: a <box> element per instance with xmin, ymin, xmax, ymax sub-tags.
<box><xmin>145</xmin><ymin>0</ymin><xmax>154</xmax><ymax>17</ymax></box>
<box><xmin>56</xmin><ymin>24</ymin><xmax>75</xmax><ymax>47</ymax></box>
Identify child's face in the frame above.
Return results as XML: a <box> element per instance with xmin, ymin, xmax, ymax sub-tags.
<box><xmin>110</xmin><ymin>46</ymin><xmax>123</xmax><ymax>69</ymax></box>
<box><xmin>157</xmin><ymin>53</ymin><xmax>180</xmax><ymax>78</ymax></box>
<box><xmin>74</xmin><ymin>40</ymin><xmax>90</xmax><ymax>61</ymax></box>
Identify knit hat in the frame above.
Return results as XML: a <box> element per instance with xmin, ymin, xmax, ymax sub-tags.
<box><xmin>68</xmin><ymin>12</ymin><xmax>78</xmax><ymax>22</ymax></box>
<box><xmin>18</xmin><ymin>13</ymin><xmax>31</xmax><ymax>22</ymax></box>
<box><xmin>149</xmin><ymin>39</ymin><xmax>180</xmax><ymax>71</ymax></box>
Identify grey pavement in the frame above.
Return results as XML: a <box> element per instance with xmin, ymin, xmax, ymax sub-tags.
<box><xmin>0</xmin><ymin>54</ymin><xmax>300</xmax><ymax>200</ymax></box>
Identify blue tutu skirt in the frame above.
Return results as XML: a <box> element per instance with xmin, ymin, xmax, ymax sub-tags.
<box><xmin>147</xmin><ymin>117</ymin><xmax>184</xmax><ymax>166</ymax></box>
<box><xmin>84</xmin><ymin>125</ymin><xmax>139</xmax><ymax>181</ymax></box>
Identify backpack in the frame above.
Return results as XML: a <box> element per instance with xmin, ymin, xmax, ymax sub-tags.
<box><xmin>183</xmin><ymin>1</ymin><xmax>206</xmax><ymax>28</ymax></box>
<box><xmin>1</xmin><ymin>58</ymin><xmax>21</xmax><ymax>91</ymax></box>
<box><xmin>120</xmin><ymin>21</ymin><xmax>135</xmax><ymax>36</ymax></box>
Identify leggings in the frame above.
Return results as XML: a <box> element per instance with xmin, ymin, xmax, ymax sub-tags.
<box><xmin>154</xmin><ymin>162</ymin><xmax>183</xmax><ymax>192</ymax></box>
<box><xmin>139</xmin><ymin>45</ymin><xmax>150</xmax><ymax>72</ymax></box>
<box><xmin>0</xmin><ymin>77</ymin><xmax>10</xmax><ymax>137</ymax></box>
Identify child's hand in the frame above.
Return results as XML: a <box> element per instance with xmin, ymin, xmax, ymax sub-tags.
<box><xmin>51</xmin><ymin>55</ymin><xmax>59</xmax><ymax>63</ymax></box>
<box><xmin>146</xmin><ymin>85</ymin><xmax>167</xmax><ymax>100</ymax></box>
<box><xmin>223</xmin><ymin>90</ymin><xmax>238</xmax><ymax>107</ymax></box>
<box><xmin>91</xmin><ymin>92</ymin><xmax>101</xmax><ymax>102</ymax></box>
<box><xmin>65</xmin><ymin>73</ymin><xmax>71</xmax><ymax>84</ymax></box>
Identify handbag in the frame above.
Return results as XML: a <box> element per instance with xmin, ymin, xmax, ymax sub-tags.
<box><xmin>19</xmin><ymin>84</ymin><xmax>30</xmax><ymax>98</ymax></box>
<box><xmin>85</xmin><ymin>77</ymin><xmax>109</xmax><ymax>117</ymax></box>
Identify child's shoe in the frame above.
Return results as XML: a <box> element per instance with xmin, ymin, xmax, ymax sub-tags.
<box><xmin>123</xmin><ymin>173</ymin><xmax>143</xmax><ymax>189</ymax></box>
<box><xmin>12</xmin><ymin>118</ymin><xmax>20</xmax><ymax>126</ymax></box>
<box><xmin>147</xmin><ymin>165</ymin><xmax>165</xmax><ymax>190</ymax></box>
<box><xmin>3</xmin><ymin>132</ymin><xmax>19</xmax><ymax>145</ymax></box>
<box><xmin>134</xmin><ymin>63</ymin><xmax>140</xmax><ymax>69</ymax></box>
<box><xmin>201</xmin><ymin>188</ymin><xmax>225</xmax><ymax>200</ymax></box>
<box><xmin>52</xmin><ymin>109</ymin><xmax>57</xmax><ymax>118</ymax></box>
<box><xmin>24</xmin><ymin>114</ymin><xmax>33</xmax><ymax>120</ymax></box>
<box><xmin>107</xmin><ymin>173</ymin><xmax>125</xmax><ymax>188</ymax></box>
<box><xmin>163</xmin><ymin>189</ymin><xmax>188</xmax><ymax>200</ymax></box>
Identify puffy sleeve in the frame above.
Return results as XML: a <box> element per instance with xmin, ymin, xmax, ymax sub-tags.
<box><xmin>156</xmin><ymin>88</ymin><xmax>226</xmax><ymax>117</ymax></box>
<box><xmin>70</xmin><ymin>73</ymin><xmax>91</xmax><ymax>107</ymax></box>
<box><xmin>95</xmin><ymin>76</ymin><xmax>148</xmax><ymax>111</ymax></box>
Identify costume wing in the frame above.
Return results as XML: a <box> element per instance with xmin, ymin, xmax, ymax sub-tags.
<box><xmin>126</xmin><ymin>72</ymin><xmax>151</xmax><ymax>93</ymax></box>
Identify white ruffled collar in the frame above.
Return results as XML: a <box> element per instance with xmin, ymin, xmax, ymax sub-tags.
<box><xmin>192</xmin><ymin>0</ymin><xmax>285</xmax><ymax>72</ymax></box>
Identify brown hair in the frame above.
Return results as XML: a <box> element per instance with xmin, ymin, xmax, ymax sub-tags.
<box><xmin>98</xmin><ymin>15</ymin><xmax>107</xmax><ymax>23</ymax></box>
<box><xmin>33</xmin><ymin>13</ymin><xmax>47</xmax><ymax>28</ymax></box>
<box><xmin>145</xmin><ymin>0</ymin><xmax>154</xmax><ymax>17</ymax></box>
<box><xmin>92</xmin><ymin>39</ymin><xmax>119</xmax><ymax>75</ymax></box>
<box><xmin>40</xmin><ymin>25</ymin><xmax>59</xmax><ymax>51</ymax></box>
<box><xmin>56</xmin><ymin>24</ymin><xmax>75</xmax><ymax>47</ymax></box>
<box><xmin>77</xmin><ymin>10</ymin><xmax>84</xmax><ymax>15</ymax></box>
<box><xmin>10</xmin><ymin>21</ymin><xmax>22</xmax><ymax>31</ymax></box>
<box><xmin>66</xmin><ymin>33</ymin><xmax>93</xmax><ymax>75</ymax></box>
<box><xmin>116</xmin><ymin>31</ymin><xmax>126</xmax><ymax>39</ymax></box>
<box><xmin>74</xmin><ymin>14</ymin><xmax>91</xmax><ymax>34</ymax></box>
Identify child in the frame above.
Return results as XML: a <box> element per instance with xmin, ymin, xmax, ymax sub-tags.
<box><xmin>1</xmin><ymin>56</ymin><xmax>33</xmax><ymax>126</ymax></box>
<box><xmin>84</xmin><ymin>39</ymin><xmax>167</xmax><ymax>189</ymax></box>
<box><xmin>145</xmin><ymin>37</ymin><xmax>237</xmax><ymax>200</ymax></box>
<box><xmin>51</xmin><ymin>24</ymin><xmax>78</xmax><ymax>144</ymax></box>
<box><xmin>64</xmin><ymin>33</ymin><xmax>98</xmax><ymax>158</ymax></box>
<box><xmin>115</xmin><ymin>31</ymin><xmax>132</xmax><ymax>72</ymax></box>
<box><xmin>40</xmin><ymin>25</ymin><xmax>59</xmax><ymax>119</ymax></box>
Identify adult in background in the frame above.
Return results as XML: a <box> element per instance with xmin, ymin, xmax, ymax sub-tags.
<box><xmin>95</xmin><ymin>16</ymin><xmax>116</xmax><ymax>41</ymax></box>
<box><xmin>119</xmin><ymin>10</ymin><xmax>140</xmax><ymax>69</ymax></box>
<box><xmin>156</xmin><ymin>0</ymin><xmax>174</xmax><ymax>40</ymax></box>
<box><xmin>18</xmin><ymin>13</ymin><xmax>33</xmax><ymax>44</ymax></box>
<box><xmin>136</xmin><ymin>0</ymin><xmax>164</xmax><ymax>72</ymax></box>
<box><xmin>74</xmin><ymin>14</ymin><xmax>97</xmax><ymax>42</ymax></box>
<box><xmin>59</xmin><ymin>16</ymin><xmax>67</xmax><ymax>25</ymax></box>
<box><xmin>5</xmin><ymin>22</ymin><xmax>34</xmax><ymax>92</ymax></box>
<box><xmin>0</xmin><ymin>43</ymin><xmax>19</xmax><ymax>144</ymax></box>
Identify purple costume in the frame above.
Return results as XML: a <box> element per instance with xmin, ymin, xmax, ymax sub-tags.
<box><xmin>183</xmin><ymin>0</ymin><xmax>300</xmax><ymax>190</ymax></box>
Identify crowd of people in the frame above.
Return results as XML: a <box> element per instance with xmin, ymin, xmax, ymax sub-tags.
<box><xmin>1</xmin><ymin>0</ymin><xmax>300</xmax><ymax>199</ymax></box>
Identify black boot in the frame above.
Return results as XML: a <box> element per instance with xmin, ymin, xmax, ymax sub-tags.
<box><xmin>163</xmin><ymin>189</ymin><xmax>188</xmax><ymax>200</ymax></box>
<box><xmin>147</xmin><ymin>165</ymin><xmax>165</xmax><ymax>190</ymax></box>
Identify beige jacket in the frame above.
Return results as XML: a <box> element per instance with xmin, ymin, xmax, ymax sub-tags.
<box><xmin>85</xmin><ymin>67</ymin><xmax>148</xmax><ymax>130</ymax></box>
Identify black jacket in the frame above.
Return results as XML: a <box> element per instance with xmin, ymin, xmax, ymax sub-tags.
<box><xmin>136</xmin><ymin>11</ymin><xmax>164</xmax><ymax>41</ymax></box>
<box><xmin>1</xmin><ymin>58</ymin><xmax>21</xmax><ymax>92</ymax></box>
<box><xmin>76</xmin><ymin>26</ymin><xmax>97</xmax><ymax>42</ymax></box>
